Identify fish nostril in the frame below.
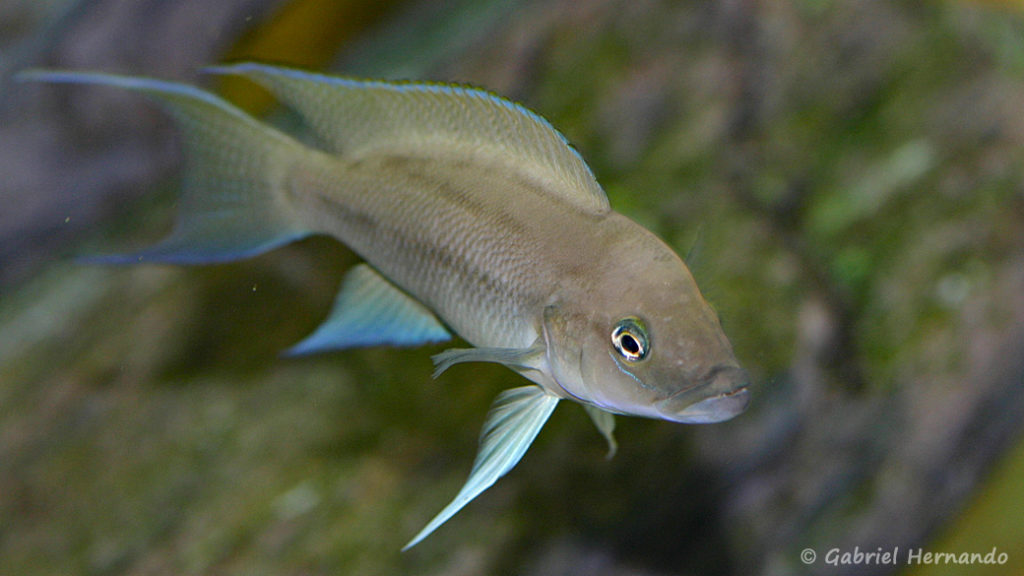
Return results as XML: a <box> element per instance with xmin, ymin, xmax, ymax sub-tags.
<box><xmin>706</xmin><ymin>365</ymin><xmax>748</xmax><ymax>390</ymax></box>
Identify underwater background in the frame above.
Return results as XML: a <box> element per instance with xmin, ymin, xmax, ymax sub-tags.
<box><xmin>2</xmin><ymin>0</ymin><xmax>1023</xmax><ymax>574</ymax></box>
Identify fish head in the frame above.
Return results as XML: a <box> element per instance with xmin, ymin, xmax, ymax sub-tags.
<box><xmin>543</xmin><ymin>226</ymin><xmax>750</xmax><ymax>424</ymax></box>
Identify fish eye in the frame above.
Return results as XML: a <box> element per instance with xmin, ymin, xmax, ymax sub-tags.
<box><xmin>611</xmin><ymin>317</ymin><xmax>649</xmax><ymax>362</ymax></box>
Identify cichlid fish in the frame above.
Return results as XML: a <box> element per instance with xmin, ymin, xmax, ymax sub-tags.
<box><xmin>20</xmin><ymin>64</ymin><xmax>750</xmax><ymax>549</ymax></box>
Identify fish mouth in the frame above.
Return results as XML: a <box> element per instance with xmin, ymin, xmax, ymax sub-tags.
<box><xmin>655</xmin><ymin>366</ymin><xmax>750</xmax><ymax>424</ymax></box>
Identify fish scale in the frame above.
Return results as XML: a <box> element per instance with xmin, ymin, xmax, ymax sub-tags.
<box><xmin>295</xmin><ymin>153</ymin><xmax>558</xmax><ymax>349</ymax></box>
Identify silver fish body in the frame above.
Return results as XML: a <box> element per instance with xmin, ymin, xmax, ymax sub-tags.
<box><xmin>20</xmin><ymin>64</ymin><xmax>750</xmax><ymax>548</ymax></box>
<box><xmin>296</xmin><ymin>152</ymin><xmax>748</xmax><ymax>422</ymax></box>
<box><xmin>292</xmin><ymin>153</ymin><xmax>559</xmax><ymax>350</ymax></box>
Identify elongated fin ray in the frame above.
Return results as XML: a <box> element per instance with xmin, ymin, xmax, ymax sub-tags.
<box><xmin>18</xmin><ymin>69</ymin><xmax>309</xmax><ymax>263</ymax></box>
<box><xmin>205</xmin><ymin>63</ymin><xmax>611</xmax><ymax>216</ymax></box>
<box><xmin>584</xmin><ymin>405</ymin><xmax>618</xmax><ymax>459</ymax></box>
<box><xmin>431</xmin><ymin>342</ymin><xmax>545</xmax><ymax>379</ymax></box>
<box><xmin>287</xmin><ymin>264</ymin><xmax>450</xmax><ymax>354</ymax></box>
<box><xmin>403</xmin><ymin>386</ymin><xmax>559</xmax><ymax>550</ymax></box>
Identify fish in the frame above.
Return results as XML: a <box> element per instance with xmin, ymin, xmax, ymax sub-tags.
<box><xmin>18</xmin><ymin>63</ymin><xmax>750</xmax><ymax>549</ymax></box>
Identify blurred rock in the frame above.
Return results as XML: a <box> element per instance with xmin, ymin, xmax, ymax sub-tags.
<box><xmin>2</xmin><ymin>1</ymin><xmax>1024</xmax><ymax>575</ymax></box>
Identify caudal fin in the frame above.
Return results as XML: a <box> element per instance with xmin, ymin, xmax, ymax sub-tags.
<box><xmin>18</xmin><ymin>69</ymin><xmax>311</xmax><ymax>264</ymax></box>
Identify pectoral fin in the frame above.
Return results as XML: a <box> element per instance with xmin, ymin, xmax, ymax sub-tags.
<box><xmin>584</xmin><ymin>405</ymin><xmax>618</xmax><ymax>459</ymax></box>
<box><xmin>402</xmin><ymin>386</ymin><xmax>559</xmax><ymax>550</ymax></box>
<box><xmin>431</xmin><ymin>341</ymin><xmax>545</xmax><ymax>379</ymax></box>
<box><xmin>286</xmin><ymin>264</ymin><xmax>450</xmax><ymax>355</ymax></box>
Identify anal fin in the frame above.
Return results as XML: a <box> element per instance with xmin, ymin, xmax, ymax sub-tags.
<box><xmin>287</xmin><ymin>264</ymin><xmax>450</xmax><ymax>355</ymax></box>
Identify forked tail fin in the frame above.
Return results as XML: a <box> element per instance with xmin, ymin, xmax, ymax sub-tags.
<box><xmin>18</xmin><ymin>69</ymin><xmax>311</xmax><ymax>264</ymax></box>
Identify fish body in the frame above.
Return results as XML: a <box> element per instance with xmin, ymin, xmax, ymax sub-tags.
<box><xmin>20</xmin><ymin>64</ymin><xmax>750</xmax><ymax>548</ymax></box>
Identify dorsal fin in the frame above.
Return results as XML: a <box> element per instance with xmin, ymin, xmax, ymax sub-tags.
<box><xmin>205</xmin><ymin>63</ymin><xmax>611</xmax><ymax>216</ymax></box>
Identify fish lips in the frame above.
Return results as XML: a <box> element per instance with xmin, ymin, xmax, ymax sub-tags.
<box><xmin>655</xmin><ymin>366</ymin><xmax>750</xmax><ymax>424</ymax></box>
